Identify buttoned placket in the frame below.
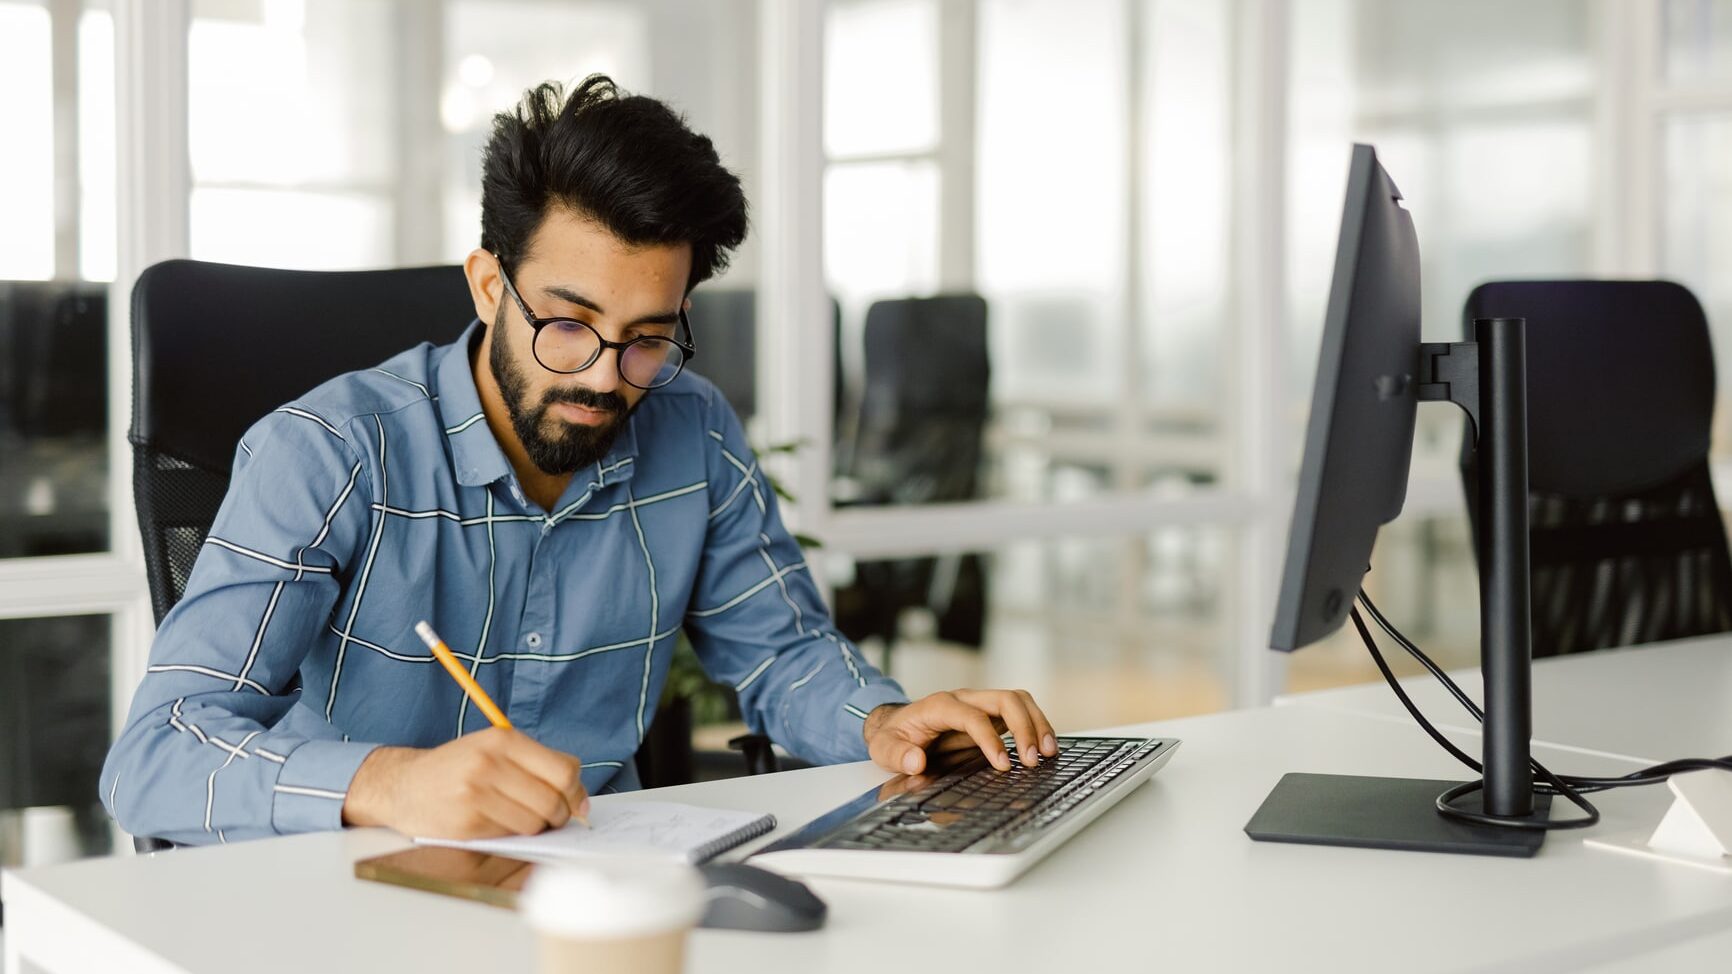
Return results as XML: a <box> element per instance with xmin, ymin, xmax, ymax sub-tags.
<box><xmin>498</xmin><ymin>454</ymin><xmax>636</xmax><ymax>731</ymax></box>
<box><xmin>503</xmin><ymin>479</ymin><xmax>563</xmax><ymax>732</ymax></box>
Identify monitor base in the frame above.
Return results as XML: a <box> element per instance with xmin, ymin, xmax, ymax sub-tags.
<box><xmin>1245</xmin><ymin>772</ymin><xmax>1551</xmax><ymax>858</ymax></box>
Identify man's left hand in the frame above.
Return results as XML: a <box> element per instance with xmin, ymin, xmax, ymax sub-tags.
<box><xmin>863</xmin><ymin>689</ymin><xmax>1058</xmax><ymax>776</ymax></box>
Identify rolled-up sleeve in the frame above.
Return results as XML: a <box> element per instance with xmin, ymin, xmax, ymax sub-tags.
<box><xmin>100</xmin><ymin>407</ymin><xmax>379</xmax><ymax>845</ymax></box>
<box><xmin>682</xmin><ymin>392</ymin><xmax>909</xmax><ymax>766</ymax></box>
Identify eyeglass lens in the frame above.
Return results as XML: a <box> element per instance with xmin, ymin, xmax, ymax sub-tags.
<box><xmin>533</xmin><ymin>321</ymin><xmax>687</xmax><ymax>389</ymax></box>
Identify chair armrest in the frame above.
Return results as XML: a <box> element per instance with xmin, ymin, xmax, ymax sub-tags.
<box><xmin>133</xmin><ymin>835</ymin><xmax>176</xmax><ymax>853</ymax></box>
<box><xmin>727</xmin><ymin>733</ymin><xmax>780</xmax><ymax>776</ymax></box>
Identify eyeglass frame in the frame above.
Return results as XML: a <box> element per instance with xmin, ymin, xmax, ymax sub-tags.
<box><xmin>493</xmin><ymin>253</ymin><xmax>698</xmax><ymax>388</ymax></box>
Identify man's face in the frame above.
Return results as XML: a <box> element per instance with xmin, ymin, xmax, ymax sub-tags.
<box><xmin>482</xmin><ymin>208</ymin><xmax>692</xmax><ymax>476</ymax></box>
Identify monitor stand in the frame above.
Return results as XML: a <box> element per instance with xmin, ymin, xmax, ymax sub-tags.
<box><xmin>1247</xmin><ymin>317</ymin><xmax>1550</xmax><ymax>858</ymax></box>
<box><xmin>1247</xmin><ymin>773</ymin><xmax>1550</xmax><ymax>857</ymax></box>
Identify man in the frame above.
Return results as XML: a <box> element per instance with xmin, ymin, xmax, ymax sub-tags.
<box><xmin>101</xmin><ymin>76</ymin><xmax>1056</xmax><ymax>846</ymax></box>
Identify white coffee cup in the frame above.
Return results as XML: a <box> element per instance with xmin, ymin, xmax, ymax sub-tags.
<box><xmin>518</xmin><ymin>857</ymin><xmax>707</xmax><ymax>974</ymax></box>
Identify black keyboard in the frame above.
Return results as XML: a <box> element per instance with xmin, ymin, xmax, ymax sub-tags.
<box><xmin>812</xmin><ymin>736</ymin><xmax>1170</xmax><ymax>854</ymax></box>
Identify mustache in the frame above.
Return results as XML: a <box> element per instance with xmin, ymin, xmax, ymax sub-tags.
<box><xmin>538</xmin><ymin>385</ymin><xmax>627</xmax><ymax>414</ymax></box>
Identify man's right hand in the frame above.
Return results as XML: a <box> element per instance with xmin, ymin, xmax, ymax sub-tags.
<box><xmin>341</xmin><ymin>727</ymin><xmax>589</xmax><ymax>839</ymax></box>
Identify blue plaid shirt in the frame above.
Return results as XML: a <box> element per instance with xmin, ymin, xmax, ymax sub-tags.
<box><xmin>101</xmin><ymin>322</ymin><xmax>907</xmax><ymax>845</ymax></box>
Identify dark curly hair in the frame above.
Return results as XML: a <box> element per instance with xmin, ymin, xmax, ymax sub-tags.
<box><xmin>479</xmin><ymin>75</ymin><xmax>749</xmax><ymax>294</ymax></box>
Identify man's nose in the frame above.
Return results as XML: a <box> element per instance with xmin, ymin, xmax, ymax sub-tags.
<box><xmin>580</xmin><ymin>348</ymin><xmax>625</xmax><ymax>395</ymax></box>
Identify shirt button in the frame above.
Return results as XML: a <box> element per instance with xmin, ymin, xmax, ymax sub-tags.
<box><xmin>525</xmin><ymin>632</ymin><xmax>543</xmax><ymax>648</ymax></box>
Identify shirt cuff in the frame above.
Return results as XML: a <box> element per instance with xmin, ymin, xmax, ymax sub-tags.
<box><xmin>269</xmin><ymin>739</ymin><xmax>381</xmax><ymax>835</ymax></box>
<box><xmin>840</xmin><ymin>680</ymin><xmax>912</xmax><ymax>757</ymax></box>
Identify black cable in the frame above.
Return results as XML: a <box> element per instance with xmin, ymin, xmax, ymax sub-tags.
<box><xmin>1357</xmin><ymin>592</ymin><xmax>1484</xmax><ymax>720</ymax></box>
<box><xmin>1356</xmin><ymin>590</ymin><xmax>1732</xmax><ymax>794</ymax></box>
<box><xmin>1348</xmin><ymin>607</ymin><xmax>1483</xmax><ymax>772</ymax></box>
<box><xmin>1358</xmin><ymin>592</ymin><xmax>1609</xmax><ymax>823</ymax></box>
<box><xmin>1348</xmin><ymin>600</ymin><xmax>1598</xmax><ymax>830</ymax></box>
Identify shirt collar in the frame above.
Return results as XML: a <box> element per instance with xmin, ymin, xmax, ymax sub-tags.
<box><xmin>434</xmin><ymin>320</ymin><xmax>640</xmax><ymax>490</ymax></box>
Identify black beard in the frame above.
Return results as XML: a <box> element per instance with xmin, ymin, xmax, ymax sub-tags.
<box><xmin>489</xmin><ymin>309</ymin><xmax>633</xmax><ymax>475</ymax></box>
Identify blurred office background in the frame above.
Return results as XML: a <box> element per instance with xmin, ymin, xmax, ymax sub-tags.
<box><xmin>2</xmin><ymin>0</ymin><xmax>1731</xmax><ymax>867</ymax></box>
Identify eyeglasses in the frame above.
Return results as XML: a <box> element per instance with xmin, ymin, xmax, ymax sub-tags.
<box><xmin>495</xmin><ymin>257</ymin><xmax>696</xmax><ymax>390</ymax></box>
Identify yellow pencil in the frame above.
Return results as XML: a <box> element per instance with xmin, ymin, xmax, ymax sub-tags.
<box><xmin>414</xmin><ymin>620</ymin><xmax>590</xmax><ymax>828</ymax></box>
<box><xmin>416</xmin><ymin>620</ymin><xmax>512</xmax><ymax>728</ymax></box>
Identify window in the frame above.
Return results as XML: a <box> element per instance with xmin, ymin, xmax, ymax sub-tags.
<box><xmin>1664</xmin><ymin>0</ymin><xmax>1732</xmax><ymax>84</ymax></box>
<box><xmin>827</xmin><ymin>0</ymin><xmax>1237</xmax><ymax>510</ymax></box>
<box><xmin>1288</xmin><ymin>0</ymin><xmax>1595</xmax><ymax>437</ymax></box>
<box><xmin>0</xmin><ymin>2</ymin><xmax>54</xmax><ymax>281</ymax></box>
<box><xmin>0</xmin><ymin>0</ymin><xmax>116</xmax><ymax>561</ymax></box>
<box><xmin>1658</xmin><ymin>2</ymin><xmax>1732</xmax><ymax>453</ymax></box>
<box><xmin>824</xmin><ymin>0</ymin><xmax>946</xmax><ymax>494</ymax></box>
<box><xmin>977</xmin><ymin>0</ymin><xmax>1127</xmax><ymax>416</ymax></box>
<box><xmin>187</xmin><ymin>0</ymin><xmax>398</xmax><ymax>270</ymax></box>
<box><xmin>440</xmin><ymin>0</ymin><xmax>653</xmax><ymax>261</ymax></box>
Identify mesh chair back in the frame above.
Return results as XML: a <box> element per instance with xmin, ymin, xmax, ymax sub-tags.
<box><xmin>1462</xmin><ymin>280</ymin><xmax>1732</xmax><ymax>656</ymax></box>
<box><xmin>130</xmin><ymin>259</ymin><xmax>474</xmax><ymax>624</ymax></box>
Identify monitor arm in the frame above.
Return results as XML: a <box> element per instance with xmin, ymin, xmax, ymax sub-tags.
<box><xmin>1415</xmin><ymin>320</ymin><xmax>1535</xmax><ymax>820</ymax></box>
<box><xmin>1416</xmin><ymin>341</ymin><xmax>1481</xmax><ymax>443</ymax></box>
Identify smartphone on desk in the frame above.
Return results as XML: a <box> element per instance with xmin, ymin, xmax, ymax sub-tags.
<box><xmin>354</xmin><ymin>845</ymin><xmax>537</xmax><ymax>909</ymax></box>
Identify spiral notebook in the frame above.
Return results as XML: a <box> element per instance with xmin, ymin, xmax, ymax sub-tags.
<box><xmin>415</xmin><ymin>798</ymin><xmax>777</xmax><ymax>865</ymax></box>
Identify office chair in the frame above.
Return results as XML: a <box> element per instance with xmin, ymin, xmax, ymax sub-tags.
<box><xmin>685</xmin><ymin>289</ymin><xmax>757</xmax><ymax>423</ymax></box>
<box><xmin>682</xmin><ymin>290</ymin><xmax>841</xmax><ymax>430</ymax></box>
<box><xmin>0</xmin><ymin>281</ymin><xmax>110</xmax><ymax>557</ymax></box>
<box><xmin>1460</xmin><ymin>280</ymin><xmax>1732</xmax><ymax>657</ymax></box>
<box><xmin>832</xmin><ymin>295</ymin><xmax>992</xmax><ymax>670</ymax></box>
<box><xmin>130</xmin><ymin>260</ymin><xmax>474</xmax><ymax>623</ymax></box>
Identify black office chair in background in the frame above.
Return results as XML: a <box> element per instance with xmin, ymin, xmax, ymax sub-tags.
<box><xmin>832</xmin><ymin>294</ymin><xmax>993</xmax><ymax>669</ymax></box>
<box><xmin>685</xmin><ymin>288</ymin><xmax>757</xmax><ymax>423</ymax></box>
<box><xmin>1460</xmin><ymin>280</ymin><xmax>1732</xmax><ymax>657</ymax></box>
<box><xmin>0</xmin><ymin>281</ymin><xmax>110</xmax><ymax>558</ymax></box>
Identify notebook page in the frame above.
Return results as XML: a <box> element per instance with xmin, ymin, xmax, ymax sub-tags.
<box><xmin>414</xmin><ymin>799</ymin><xmax>774</xmax><ymax>864</ymax></box>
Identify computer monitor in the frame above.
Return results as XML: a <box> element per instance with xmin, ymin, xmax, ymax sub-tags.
<box><xmin>1267</xmin><ymin>144</ymin><xmax>1420</xmax><ymax>653</ymax></box>
<box><xmin>1247</xmin><ymin>144</ymin><xmax>1551</xmax><ymax>857</ymax></box>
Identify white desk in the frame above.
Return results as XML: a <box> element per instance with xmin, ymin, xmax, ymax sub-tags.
<box><xmin>6</xmin><ymin>705</ymin><xmax>1731</xmax><ymax>974</ymax></box>
<box><xmin>1278</xmin><ymin>633</ymin><xmax>1732</xmax><ymax>763</ymax></box>
<box><xmin>1581</xmin><ymin>928</ymin><xmax>1732</xmax><ymax>974</ymax></box>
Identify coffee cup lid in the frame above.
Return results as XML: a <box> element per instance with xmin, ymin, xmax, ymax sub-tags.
<box><xmin>519</xmin><ymin>858</ymin><xmax>707</xmax><ymax>938</ymax></box>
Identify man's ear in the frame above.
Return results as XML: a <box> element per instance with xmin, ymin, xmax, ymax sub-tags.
<box><xmin>463</xmin><ymin>249</ymin><xmax>502</xmax><ymax>326</ymax></box>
